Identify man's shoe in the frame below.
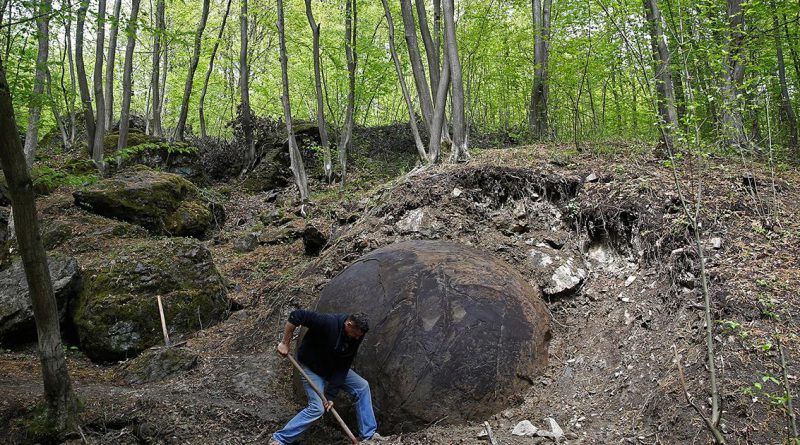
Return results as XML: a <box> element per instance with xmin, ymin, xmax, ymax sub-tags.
<box><xmin>364</xmin><ymin>432</ymin><xmax>389</xmax><ymax>442</ymax></box>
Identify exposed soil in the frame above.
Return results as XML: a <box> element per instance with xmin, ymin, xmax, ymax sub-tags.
<box><xmin>1</xmin><ymin>142</ymin><xmax>799</xmax><ymax>445</ymax></box>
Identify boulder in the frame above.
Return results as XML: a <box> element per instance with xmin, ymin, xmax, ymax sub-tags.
<box><xmin>73</xmin><ymin>165</ymin><xmax>224</xmax><ymax>238</ymax></box>
<box><xmin>315</xmin><ymin>240</ymin><xmax>550</xmax><ymax>432</ymax></box>
<box><xmin>122</xmin><ymin>347</ymin><xmax>199</xmax><ymax>384</ymax></box>
<box><xmin>72</xmin><ymin>237</ymin><xmax>230</xmax><ymax>362</ymax></box>
<box><xmin>0</xmin><ymin>255</ymin><xmax>82</xmax><ymax>345</ymax></box>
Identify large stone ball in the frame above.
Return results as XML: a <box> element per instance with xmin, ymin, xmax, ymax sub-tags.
<box><xmin>316</xmin><ymin>240</ymin><xmax>550</xmax><ymax>432</ymax></box>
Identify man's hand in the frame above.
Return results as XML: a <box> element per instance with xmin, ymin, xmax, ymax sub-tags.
<box><xmin>323</xmin><ymin>400</ymin><xmax>334</xmax><ymax>412</ymax></box>
<box><xmin>276</xmin><ymin>341</ymin><xmax>290</xmax><ymax>356</ymax></box>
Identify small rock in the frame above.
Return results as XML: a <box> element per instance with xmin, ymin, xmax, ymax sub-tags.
<box><xmin>397</xmin><ymin>208</ymin><xmax>425</xmax><ymax>234</ymax></box>
<box><xmin>624</xmin><ymin>275</ymin><xmax>636</xmax><ymax>287</ymax></box>
<box><xmin>233</xmin><ymin>233</ymin><xmax>259</xmax><ymax>253</ymax></box>
<box><xmin>710</xmin><ymin>237</ymin><xmax>722</xmax><ymax>249</ymax></box>
<box><xmin>585</xmin><ymin>173</ymin><xmax>599</xmax><ymax>183</ymax></box>
<box><xmin>528</xmin><ymin>249</ymin><xmax>554</xmax><ymax>268</ymax></box>
<box><xmin>512</xmin><ymin>420</ymin><xmax>539</xmax><ymax>436</ymax></box>
<box><xmin>452</xmin><ymin>187</ymin><xmax>463</xmax><ymax>197</ymax></box>
<box><xmin>302</xmin><ymin>225</ymin><xmax>327</xmax><ymax>256</ymax></box>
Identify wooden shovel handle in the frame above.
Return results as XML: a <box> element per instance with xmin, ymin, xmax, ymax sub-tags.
<box><xmin>286</xmin><ymin>354</ymin><xmax>359</xmax><ymax>444</ymax></box>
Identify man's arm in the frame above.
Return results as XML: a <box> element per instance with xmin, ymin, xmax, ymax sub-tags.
<box><xmin>276</xmin><ymin>321</ymin><xmax>297</xmax><ymax>356</ymax></box>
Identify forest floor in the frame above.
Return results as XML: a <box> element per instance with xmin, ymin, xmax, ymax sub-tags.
<box><xmin>1</xmin><ymin>140</ymin><xmax>799</xmax><ymax>444</ymax></box>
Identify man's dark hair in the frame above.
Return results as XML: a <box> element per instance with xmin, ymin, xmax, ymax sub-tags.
<box><xmin>348</xmin><ymin>312</ymin><xmax>370</xmax><ymax>333</ymax></box>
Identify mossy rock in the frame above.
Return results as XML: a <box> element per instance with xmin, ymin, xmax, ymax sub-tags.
<box><xmin>72</xmin><ymin>165</ymin><xmax>224</xmax><ymax>238</ymax></box>
<box><xmin>63</xmin><ymin>157</ymin><xmax>98</xmax><ymax>176</ymax></box>
<box><xmin>41</xmin><ymin>220</ymin><xmax>74</xmax><ymax>250</ymax></box>
<box><xmin>72</xmin><ymin>237</ymin><xmax>230</xmax><ymax>362</ymax></box>
<box><xmin>122</xmin><ymin>347</ymin><xmax>198</xmax><ymax>384</ymax></box>
<box><xmin>104</xmin><ymin>130</ymin><xmax>207</xmax><ymax>185</ymax></box>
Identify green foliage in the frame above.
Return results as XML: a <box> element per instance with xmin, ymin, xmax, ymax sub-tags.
<box><xmin>109</xmin><ymin>142</ymin><xmax>199</xmax><ymax>164</ymax></box>
<box><xmin>32</xmin><ymin>166</ymin><xmax>99</xmax><ymax>190</ymax></box>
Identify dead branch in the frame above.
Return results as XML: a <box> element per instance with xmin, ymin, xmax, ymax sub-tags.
<box><xmin>674</xmin><ymin>347</ymin><xmax>726</xmax><ymax>444</ymax></box>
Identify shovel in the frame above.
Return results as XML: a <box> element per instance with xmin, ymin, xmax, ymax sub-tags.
<box><xmin>285</xmin><ymin>354</ymin><xmax>360</xmax><ymax>444</ymax></box>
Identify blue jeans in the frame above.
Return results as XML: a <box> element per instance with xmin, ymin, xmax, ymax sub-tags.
<box><xmin>272</xmin><ymin>365</ymin><xmax>378</xmax><ymax>444</ymax></box>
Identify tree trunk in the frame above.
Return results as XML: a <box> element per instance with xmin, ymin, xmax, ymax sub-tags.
<box><xmin>443</xmin><ymin>0</ymin><xmax>468</xmax><ymax>161</ymax></box>
<box><xmin>773</xmin><ymin>7</ymin><xmax>799</xmax><ymax>151</ymax></box>
<box><xmin>382</xmin><ymin>0</ymin><xmax>427</xmax><ymax>163</ymax></box>
<box><xmin>0</xmin><ymin>55</ymin><xmax>79</xmax><ymax>434</ymax></box>
<box><xmin>415</xmin><ymin>0</ymin><xmax>439</xmax><ymax>98</ymax></box>
<box><xmin>199</xmin><ymin>0</ymin><xmax>232</xmax><ymax>138</ymax></box>
<box><xmin>150</xmin><ymin>0</ymin><xmax>165</xmax><ymax>137</ymax></box>
<box><xmin>174</xmin><ymin>0</ymin><xmax>209</xmax><ymax>141</ymax></box>
<box><xmin>529</xmin><ymin>0</ymin><xmax>551</xmax><ymax>139</ymax></box>
<box><xmin>240</xmin><ymin>0</ymin><xmax>255</xmax><ymax>169</ymax></box>
<box><xmin>277</xmin><ymin>0</ymin><xmax>309</xmax><ymax>201</ymax></box>
<box><xmin>46</xmin><ymin>70</ymin><xmax>69</xmax><ymax>151</ymax></box>
<box><xmin>75</xmin><ymin>0</ymin><xmax>95</xmax><ymax>156</ymax></box>
<box><xmin>429</xmin><ymin>52</ymin><xmax>450</xmax><ymax>163</ymax></box>
<box><xmin>92</xmin><ymin>0</ymin><xmax>107</xmax><ymax>169</ymax></box>
<box><xmin>103</xmin><ymin>0</ymin><xmax>122</xmax><ymax>130</ymax></box>
<box><xmin>720</xmin><ymin>0</ymin><xmax>747</xmax><ymax>150</ymax></box>
<box><xmin>63</xmin><ymin>0</ymin><xmax>77</xmax><ymax>147</ymax></box>
<box><xmin>643</xmin><ymin>0</ymin><xmax>678</xmax><ymax>152</ymax></box>
<box><xmin>117</xmin><ymin>0</ymin><xmax>141</xmax><ymax>151</ymax></box>
<box><xmin>305</xmin><ymin>0</ymin><xmax>333</xmax><ymax>182</ymax></box>
<box><xmin>400</xmin><ymin>0</ymin><xmax>434</xmax><ymax>131</ymax></box>
<box><xmin>23</xmin><ymin>0</ymin><xmax>51</xmax><ymax>167</ymax></box>
<box><xmin>338</xmin><ymin>0</ymin><xmax>357</xmax><ymax>183</ymax></box>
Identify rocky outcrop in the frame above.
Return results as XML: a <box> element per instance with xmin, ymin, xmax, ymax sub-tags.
<box><xmin>315</xmin><ymin>240</ymin><xmax>551</xmax><ymax>432</ymax></box>
<box><xmin>104</xmin><ymin>130</ymin><xmax>207</xmax><ymax>185</ymax></box>
<box><xmin>73</xmin><ymin>165</ymin><xmax>224</xmax><ymax>238</ymax></box>
<box><xmin>0</xmin><ymin>255</ymin><xmax>82</xmax><ymax>344</ymax></box>
<box><xmin>72</xmin><ymin>237</ymin><xmax>230</xmax><ymax>362</ymax></box>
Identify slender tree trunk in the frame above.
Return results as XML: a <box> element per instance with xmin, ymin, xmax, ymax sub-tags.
<box><xmin>305</xmin><ymin>0</ymin><xmax>333</xmax><ymax>182</ymax></box>
<box><xmin>75</xmin><ymin>0</ymin><xmax>95</xmax><ymax>155</ymax></box>
<box><xmin>46</xmin><ymin>71</ymin><xmax>69</xmax><ymax>150</ymax></box>
<box><xmin>239</xmin><ymin>0</ymin><xmax>255</xmax><ymax>169</ymax></box>
<box><xmin>199</xmin><ymin>0</ymin><xmax>232</xmax><ymax>138</ymax></box>
<box><xmin>429</xmin><ymin>53</ymin><xmax>450</xmax><ymax>163</ymax></box>
<box><xmin>720</xmin><ymin>0</ymin><xmax>747</xmax><ymax>150</ymax></box>
<box><xmin>174</xmin><ymin>0</ymin><xmax>209</xmax><ymax>141</ymax></box>
<box><xmin>159</xmin><ymin>38</ymin><xmax>168</xmax><ymax>119</ymax></box>
<box><xmin>150</xmin><ymin>0</ymin><xmax>164</xmax><ymax>137</ymax></box>
<box><xmin>784</xmin><ymin>17</ymin><xmax>800</xmax><ymax>87</ymax></box>
<box><xmin>529</xmin><ymin>0</ymin><xmax>551</xmax><ymax>139</ymax></box>
<box><xmin>103</xmin><ymin>0</ymin><xmax>121</xmax><ymax>129</ymax></box>
<box><xmin>277</xmin><ymin>0</ymin><xmax>309</xmax><ymax>201</ymax></box>
<box><xmin>382</xmin><ymin>0</ymin><xmax>427</xmax><ymax>162</ymax></box>
<box><xmin>23</xmin><ymin>0</ymin><xmax>51</xmax><ymax>167</ymax></box>
<box><xmin>443</xmin><ymin>0</ymin><xmax>467</xmax><ymax>161</ymax></box>
<box><xmin>400</xmin><ymin>0</ymin><xmax>434</xmax><ymax>131</ymax></box>
<box><xmin>64</xmin><ymin>0</ymin><xmax>77</xmax><ymax>147</ymax></box>
<box><xmin>338</xmin><ymin>0</ymin><xmax>357</xmax><ymax>183</ymax></box>
<box><xmin>415</xmin><ymin>0</ymin><xmax>439</xmax><ymax>98</ymax></box>
<box><xmin>643</xmin><ymin>0</ymin><xmax>678</xmax><ymax>152</ymax></box>
<box><xmin>0</xmin><ymin>55</ymin><xmax>79</xmax><ymax>434</ymax></box>
<box><xmin>117</xmin><ymin>0</ymin><xmax>141</xmax><ymax>151</ymax></box>
<box><xmin>773</xmin><ymin>7</ymin><xmax>798</xmax><ymax>151</ymax></box>
<box><xmin>92</xmin><ymin>0</ymin><xmax>107</xmax><ymax>168</ymax></box>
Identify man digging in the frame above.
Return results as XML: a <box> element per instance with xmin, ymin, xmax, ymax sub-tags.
<box><xmin>270</xmin><ymin>310</ymin><xmax>387</xmax><ymax>444</ymax></box>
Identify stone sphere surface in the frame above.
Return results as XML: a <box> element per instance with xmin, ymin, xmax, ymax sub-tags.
<box><xmin>316</xmin><ymin>240</ymin><xmax>550</xmax><ymax>431</ymax></box>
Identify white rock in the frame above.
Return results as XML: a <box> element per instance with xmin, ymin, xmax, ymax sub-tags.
<box><xmin>710</xmin><ymin>237</ymin><xmax>722</xmax><ymax>249</ymax></box>
<box><xmin>546</xmin><ymin>417</ymin><xmax>564</xmax><ymax>438</ymax></box>
<box><xmin>528</xmin><ymin>249</ymin><xmax>554</xmax><ymax>268</ymax></box>
<box><xmin>624</xmin><ymin>275</ymin><xmax>636</xmax><ymax>287</ymax></box>
<box><xmin>452</xmin><ymin>187</ymin><xmax>463</xmax><ymax>197</ymax></box>
<box><xmin>512</xmin><ymin>420</ymin><xmax>539</xmax><ymax>436</ymax></box>
<box><xmin>396</xmin><ymin>209</ymin><xmax>424</xmax><ymax>233</ymax></box>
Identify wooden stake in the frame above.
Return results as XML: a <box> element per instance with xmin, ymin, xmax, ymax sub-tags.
<box><xmin>286</xmin><ymin>354</ymin><xmax>359</xmax><ymax>444</ymax></box>
<box><xmin>483</xmin><ymin>421</ymin><xmax>498</xmax><ymax>445</ymax></box>
<box><xmin>157</xmin><ymin>295</ymin><xmax>170</xmax><ymax>347</ymax></box>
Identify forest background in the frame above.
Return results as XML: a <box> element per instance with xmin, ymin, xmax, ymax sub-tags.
<box><xmin>2</xmin><ymin>0</ymin><xmax>799</xmax><ymax>171</ymax></box>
